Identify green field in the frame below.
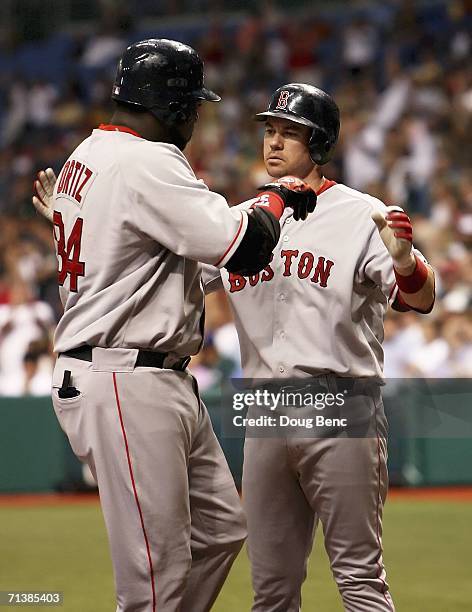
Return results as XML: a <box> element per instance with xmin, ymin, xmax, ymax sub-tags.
<box><xmin>0</xmin><ymin>499</ymin><xmax>470</xmax><ymax>611</ymax></box>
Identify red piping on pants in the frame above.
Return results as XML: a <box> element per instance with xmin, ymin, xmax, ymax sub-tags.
<box><xmin>374</xmin><ymin>402</ymin><xmax>394</xmax><ymax>610</ymax></box>
<box><xmin>113</xmin><ymin>372</ymin><xmax>157</xmax><ymax>611</ymax></box>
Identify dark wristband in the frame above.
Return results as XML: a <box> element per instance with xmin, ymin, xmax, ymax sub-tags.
<box><xmin>394</xmin><ymin>255</ymin><xmax>428</xmax><ymax>294</ymax></box>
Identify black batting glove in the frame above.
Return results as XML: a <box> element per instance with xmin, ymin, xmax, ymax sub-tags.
<box><xmin>258</xmin><ymin>176</ymin><xmax>317</xmax><ymax>221</ymax></box>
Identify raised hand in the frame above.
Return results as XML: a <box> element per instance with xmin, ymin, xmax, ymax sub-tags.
<box><xmin>32</xmin><ymin>168</ymin><xmax>57</xmax><ymax>223</ymax></box>
<box><xmin>371</xmin><ymin>205</ymin><xmax>415</xmax><ymax>271</ymax></box>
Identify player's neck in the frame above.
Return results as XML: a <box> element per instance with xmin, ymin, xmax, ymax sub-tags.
<box><xmin>109</xmin><ymin>110</ymin><xmax>163</xmax><ymax>142</ymax></box>
<box><xmin>301</xmin><ymin>167</ymin><xmax>325</xmax><ymax>193</ymax></box>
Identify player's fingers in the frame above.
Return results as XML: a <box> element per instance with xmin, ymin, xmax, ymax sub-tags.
<box><xmin>385</xmin><ymin>205</ymin><xmax>405</xmax><ymax>214</ymax></box>
<box><xmin>386</xmin><ymin>213</ymin><xmax>411</xmax><ymax>225</ymax></box>
<box><xmin>387</xmin><ymin>221</ymin><xmax>412</xmax><ymax>230</ymax></box>
<box><xmin>32</xmin><ymin>194</ymin><xmax>46</xmax><ymax>213</ymax></box>
<box><xmin>393</xmin><ymin>231</ymin><xmax>413</xmax><ymax>240</ymax></box>
<box><xmin>45</xmin><ymin>167</ymin><xmax>57</xmax><ymax>182</ymax></box>
<box><xmin>35</xmin><ymin>177</ymin><xmax>47</xmax><ymax>202</ymax></box>
<box><xmin>386</xmin><ymin>211</ymin><xmax>409</xmax><ymax>219</ymax></box>
<box><xmin>38</xmin><ymin>170</ymin><xmax>53</xmax><ymax>197</ymax></box>
<box><xmin>44</xmin><ymin>168</ymin><xmax>57</xmax><ymax>194</ymax></box>
<box><xmin>371</xmin><ymin>210</ymin><xmax>387</xmax><ymax>230</ymax></box>
<box><xmin>33</xmin><ymin>179</ymin><xmax>44</xmax><ymax>200</ymax></box>
<box><xmin>36</xmin><ymin>171</ymin><xmax>46</xmax><ymax>191</ymax></box>
<box><xmin>32</xmin><ymin>195</ymin><xmax>53</xmax><ymax>222</ymax></box>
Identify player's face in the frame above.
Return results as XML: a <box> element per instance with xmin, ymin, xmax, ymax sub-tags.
<box><xmin>263</xmin><ymin>118</ymin><xmax>314</xmax><ymax>179</ymax></box>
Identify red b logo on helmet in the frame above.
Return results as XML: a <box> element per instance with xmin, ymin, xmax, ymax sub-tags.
<box><xmin>275</xmin><ymin>90</ymin><xmax>290</xmax><ymax>110</ymax></box>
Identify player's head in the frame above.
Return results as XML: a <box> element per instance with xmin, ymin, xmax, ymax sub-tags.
<box><xmin>255</xmin><ymin>83</ymin><xmax>340</xmax><ymax>177</ymax></box>
<box><xmin>112</xmin><ymin>38</ymin><xmax>220</xmax><ymax>149</ymax></box>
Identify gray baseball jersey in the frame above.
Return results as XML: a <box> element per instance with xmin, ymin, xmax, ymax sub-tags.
<box><xmin>50</xmin><ymin>125</ymin><xmax>247</xmax><ymax>612</ymax></box>
<box><xmin>203</xmin><ymin>181</ymin><xmax>409</xmax><ymax>611</ymax></box>
<box><xmin>205</xmin><ymin>181</ymin><xmax>425</xmax><ymax>380</ymax></box>
<box><xmin>53</xmin><ymin>125</ymin><xmax>248</xmax><ymax>355</ymax></box>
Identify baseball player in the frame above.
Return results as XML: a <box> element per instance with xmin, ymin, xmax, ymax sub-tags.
<box><xmin>32</xmin><ymin>43</ymin><xmax>316</xmax><ymax>612</ymax></box>
<box><xmin>202</xmin><ymin>84</ymin><xmax>435</xmax><ymax>611</ymax></box>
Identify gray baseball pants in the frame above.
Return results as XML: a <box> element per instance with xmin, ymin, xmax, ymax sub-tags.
<box><xmin>52</xmin><ymin>349</ymin><xmax>246</xmax><ymax>612</ymax></box>
<box><xmin>242</xmin><ymin>385</ymin><xmax>395</xmax><ymax>612</ymax></box>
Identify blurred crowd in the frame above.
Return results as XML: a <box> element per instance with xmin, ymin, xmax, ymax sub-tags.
<box><xmin>0</xmin><ymin>0</ymin><xmax>470</xmax><ymax>395</ymax></box>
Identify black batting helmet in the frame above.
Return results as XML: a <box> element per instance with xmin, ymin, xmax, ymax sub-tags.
<box><xmin>112</xmin><ymin>39</ymin><xmax>220</xmax><ymax>125</ymax></box>
<box><xmin>255</xmin><ymin>83</ymin><xmax>340</xmax><ymax>165</ymax></box>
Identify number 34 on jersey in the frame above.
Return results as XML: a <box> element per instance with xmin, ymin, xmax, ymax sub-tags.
<box><xmin>53</xmin><ymin>212</ymin><xmax>85</xmax><ymax>292</ymax></box>
<box><xmin>52</xmin><ymin>158</ymin><xmax>95</xmax><ymax>292</ymax></box>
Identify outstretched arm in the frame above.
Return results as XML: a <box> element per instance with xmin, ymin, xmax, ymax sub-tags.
<box><xmin>33</xmin><ymin>170</ymin><xmax>317</xmax><ymax>278</ymax></box>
